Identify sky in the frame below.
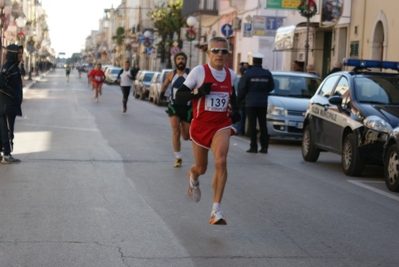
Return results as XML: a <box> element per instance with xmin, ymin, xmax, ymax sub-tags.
<box><xmin>44</xmin><ymin>0</ymin><xmax>122</xmax><ymax>58</ymax></box>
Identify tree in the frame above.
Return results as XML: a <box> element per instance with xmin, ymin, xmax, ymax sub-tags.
<box><xmin>149</xmin><ymin>0</ymin><xmax>185</xmax><ymax>68</ymax></box>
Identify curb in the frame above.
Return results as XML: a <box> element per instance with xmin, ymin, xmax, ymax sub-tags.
<box><xmin>22</xmin><ymin>70</ymin><xmax>51</xmax><ymax>94</ymax></box>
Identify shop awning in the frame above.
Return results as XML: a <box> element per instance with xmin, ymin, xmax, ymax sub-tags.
<box><xmin>274</xmin><ymin>22</ymin><xmax>319</xmax><ymax>51</ymax></box>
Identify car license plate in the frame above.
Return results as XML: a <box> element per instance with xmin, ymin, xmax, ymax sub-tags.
<box><xmin>296</xmin><ymin>122</ymin><xmax>303</xmax><ymax>129</ymax></box>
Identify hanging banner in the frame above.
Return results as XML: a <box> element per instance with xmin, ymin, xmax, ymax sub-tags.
<box><xmin>320</xmin><ymin>0</ymin><xmax>344</xmax><ymax>28</ymax></box>
<box><xmin>265</xmin><ymin>0</ymin><xmax>301</xmax><ymax>10</ymax></box>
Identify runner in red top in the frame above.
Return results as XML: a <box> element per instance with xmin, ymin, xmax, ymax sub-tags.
<box><xmin>88</xmin><ymin>63</ymin><xmax>105</xmax><ymax>102</ymax></box>
<box><xmin>175</xmin><ymin>36</ymin><xmax>241</xmax><ymax>225</ymax></box>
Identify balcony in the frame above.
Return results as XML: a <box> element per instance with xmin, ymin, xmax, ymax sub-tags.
<box><xmin>182</xmin><ymin>0</ymin><xmax>218</xmax><ymax>17</ymax></box>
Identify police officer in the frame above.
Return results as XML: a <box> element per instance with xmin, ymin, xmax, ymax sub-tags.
<box><xmin>238</xmin><ymin>52</ymin><xmax>274</xmax><ymax>154</ymax></box>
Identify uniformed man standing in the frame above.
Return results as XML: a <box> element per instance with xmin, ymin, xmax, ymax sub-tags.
<box><xmin>238</xmin><ymin>52</ymin><xmax>274</xmax><ymax>153</ymax></box>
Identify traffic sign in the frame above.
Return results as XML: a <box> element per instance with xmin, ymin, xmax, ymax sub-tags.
<box><xmin>170</xmin><ymin>46</ymin><xmax>180</xmax><ymax>55</ymax></box>
<box><xmin>266</xmin><ymin>17</ymin><xmax>284</xmax><ymax>36</ymax></box>
<box><xmin>221</xmin><ymin>24</ymin><xmax>233</xmax><ymax>37</ymax></box>
<box><xmin>145</xmin><ymin>46</ymin><xmax>152</xmax><ymax>55</ymax></box>
<box><xmin>252</xmin><ymin>16</ymin><xmax>284</xmax><ymax>36</ymax></box>
<box><xmin>243</xmin><ymin>23</ymin><xmax>252</xmax><ymax>37</ymax></box>
<box><xmin>253</xmin><ymin>16</ymin><xmax>267</xmax><ymax>35</ymax></box>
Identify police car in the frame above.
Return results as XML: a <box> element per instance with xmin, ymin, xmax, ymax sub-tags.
<box><xmin>383</xmin><ymin>128</ymin><xmax>399</xmax><ymax>192</ymax></box>
<box><xmin>302</xmin><ymin>58</ymin><xmax>399</xmax><ymax>177</ymax></box>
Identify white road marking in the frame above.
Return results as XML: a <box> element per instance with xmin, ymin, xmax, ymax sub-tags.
<box><xmin>348</xmin><ymin>180</ymin><xmax>399</xmax><ymax>201</ymax></box>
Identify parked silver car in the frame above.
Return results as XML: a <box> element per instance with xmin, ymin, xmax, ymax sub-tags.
<box><xmin>150</xmin><ymin>69</ymin><xmax>173</xmax><ymax>106</ymax></box>
<box><xmin>133</xmin><ymin>71</ymin><xmax>156</xmax><ymax>100</ymax></box>
<box><xmin>148</xmin><ymin>72</ymin><xmax>161</xmax><ymax>103</ymax></box>
<box><xmin>266</xmin><ymin>71</ymin><xmax>321</xmax><ymax>140</ymax></box>
<box><xmin>104</xmin><ymin>67</ymin><xmax>122</xmax><ymax>84</ymax></box>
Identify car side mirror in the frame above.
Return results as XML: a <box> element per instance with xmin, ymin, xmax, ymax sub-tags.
<box><xmin>328</xmin><ymin>95</ymin><xmax>342</xmax><ymax>106</ymax></box>
<box><xmin>328</xmin><ymin>95</ymin><xmax>349</xmax><ymax>114</ymax></box>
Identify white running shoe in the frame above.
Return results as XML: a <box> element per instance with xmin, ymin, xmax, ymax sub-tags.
<box><xmin>187</xmin><ymin>172</ymin><xmax>201</xmax><ymax>202</ymax></box>
<box><xmin>209</xmin><ymin>209</ymin><xmax>227</xmax><ymax>225</ymax></box>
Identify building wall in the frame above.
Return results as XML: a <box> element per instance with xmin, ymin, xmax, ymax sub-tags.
<box><xmin>349</xmin><ymin>0</ymin><xmax>399</xmax><ymax>62</ymax></box>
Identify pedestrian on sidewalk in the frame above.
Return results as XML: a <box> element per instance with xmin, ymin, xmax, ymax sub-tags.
<box><xmin>175</xmin><ymin>36</ymin><xmax>240</xmax><ymax>225</ymax></box>
<box><xmin>159</xmin><ymin>52</ymin><xmax>191</xmax><ymax>168</ymax></box>
<box><xmin>117</xmin><ymin>60</ymin><xmax>134</xmax><ymax>113</ymax></box>
<box><xmin>0</xmin><ymin>44</ymin><xmax>24</xmax><ymax>163</ymax></box>
<box><xmin>235</xmin><ymin>66</ymin><xmax>247</xmax><ymax>136</ymax></box>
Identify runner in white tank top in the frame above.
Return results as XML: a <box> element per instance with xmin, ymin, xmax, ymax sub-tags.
<box><xmin>117</xmin><ymin>61</ymin><xmax>134</xmax><ymax>113</ymax></box>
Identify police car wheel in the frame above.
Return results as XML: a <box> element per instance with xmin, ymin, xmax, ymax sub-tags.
<box><xmin>342</xmin><ymin>133</ymin><xmax>365</xmax><ymax>176</ymax></box>
<box><xmin>384</xmin><ymin>144</ymin><xmax>399</xmax><ymax>192</ymax></box>
<box><xmin>302</xmin><ymin>124</ymin><xmax>320</xmax><ymax>162</ymax></box>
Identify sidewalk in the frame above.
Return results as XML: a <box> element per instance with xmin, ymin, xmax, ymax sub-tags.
<box><xmin>22</xmin><ymin>70</ymin><xmax>50</xmax><ymax>94</ymax></box>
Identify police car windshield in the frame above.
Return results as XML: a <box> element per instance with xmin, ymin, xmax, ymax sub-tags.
<box><xmin>270</xmin><ymin>76</ymin><xmax>321</xmax><ymax>98</ymax></box>
<box><xmin>354</xmin><ymin>76</ymin><xmax>399</xmax><ymax>104</ymax></box>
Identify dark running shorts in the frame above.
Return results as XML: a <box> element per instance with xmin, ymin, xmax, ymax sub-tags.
<box><xmin>166</xmin><ymin>104</ymin><xmax>192</xmax><ymax>123</ymax></box>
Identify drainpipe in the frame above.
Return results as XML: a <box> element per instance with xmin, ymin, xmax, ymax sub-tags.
<box><xmin>360</xmin><ymin>0</ymin><xmax>366</xmax><ymax>59</ymax></box>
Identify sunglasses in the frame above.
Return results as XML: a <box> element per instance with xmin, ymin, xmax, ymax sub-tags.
<box><xmin>209</xmin><ymin>48</ymin><xmax>229</xmax><ymax>55</ymax></box>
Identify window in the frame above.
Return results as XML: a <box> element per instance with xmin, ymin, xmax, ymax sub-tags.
<box><xmin>332</xmin><ymin>77</ymin><xmax>350</xmax><ymax>109</ymax></box>
<box><xmin>350</xmin><ymin>41</ymin><xmax>359</xmax><ymax>57</ymax></box>
<box><xmin>318</xmin><ymin>75</ymin><xmax>340</xmax><ymax>98</ymax></box>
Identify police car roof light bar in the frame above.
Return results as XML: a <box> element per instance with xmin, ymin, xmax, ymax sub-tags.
<box><xmin>343</xmin><ymin>58</ymin><xmax>399</xmax><ymax>72</ymax></box>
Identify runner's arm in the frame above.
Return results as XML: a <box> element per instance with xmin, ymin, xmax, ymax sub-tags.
<box><xmin>117</xmin><ymin>69</ymin><xmax>123</xmax><ymax>79</ymax></box>
<box><xmin>160</xmin><ymin>71</ymin><xmax>172</xmax><ymax>93</ymax></box>
<box><xmin>175</xmin><ymin>82</ymin><xmax>212</xmax><ymax>102</ymax></box>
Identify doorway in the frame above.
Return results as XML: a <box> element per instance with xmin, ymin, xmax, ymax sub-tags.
<box><xmin>322</xmin><ymin>31</ymin><xmax>332</xmax><ymax>78</ymax></box>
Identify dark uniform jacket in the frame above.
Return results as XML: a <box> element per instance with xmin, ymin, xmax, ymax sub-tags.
<box><xmin>0</xmin><ymin>44</ymin><xmax>23</xmax><ymax>116</ymax></box>
<box><xmin>238</xmin><ymin>64</ymin><xmax>274</xmax><ymax>107</ymax></box>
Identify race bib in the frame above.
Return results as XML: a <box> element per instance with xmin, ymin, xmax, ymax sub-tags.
<box><xmin>95</xmin><ymin>76</ymin><xmax>101</xmax><ymax>81</ymax></box>
<box><xmin>204</xmin><ymin>92</ymin><xmax>229</xmax><ymax>112</ymax></box>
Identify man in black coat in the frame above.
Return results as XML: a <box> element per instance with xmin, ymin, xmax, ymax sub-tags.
<box><xmin>0</xmin><ymin>44</ymin><xmax>23</xmax><ymax>163</ymax></box>
<box><xmin>238</xmin><ymin>52</ymin><xmax>274</xmax><ymax>154</ymax></box>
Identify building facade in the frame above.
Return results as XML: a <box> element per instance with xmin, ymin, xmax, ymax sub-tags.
<box><xmin>82</xmin><ymin>0</ymin><xmax>399</xmax><ymax>77</ymax></box>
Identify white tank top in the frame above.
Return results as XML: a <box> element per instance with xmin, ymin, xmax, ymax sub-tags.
<box><xmin>120</xmin><ymin>69</ymin><xmax>131</xmax><ymax>86</ymax></box>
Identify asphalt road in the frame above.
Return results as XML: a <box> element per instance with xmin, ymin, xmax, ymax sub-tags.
<box><xmin>0</xmin><ymin>68</ymin><xmax>398</xmax><ymax>267</ymax></box>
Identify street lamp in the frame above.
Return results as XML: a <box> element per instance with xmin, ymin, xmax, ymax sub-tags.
<box><xmin>16</xmin><ymin>16</ymin><xmax>25</xmax><ymax>27</ymax></box>
<box><xmin>186</xmin><ymin>16</ymin><xmax>197</xmax><ymax>69</ymax></box>
<box><xmin>15</xmin><ymin>16</ymin><xmax>26</xmax><ymax>47</ymax></box>
<box><xmin>143</xmin><ymin>30</ymin><xmax>152</xmax><ymax>70</ymax></box>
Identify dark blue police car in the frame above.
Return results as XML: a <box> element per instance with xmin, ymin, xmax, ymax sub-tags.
<box><xmin>384</xmin><ymin>128</ymin><xmax>399</xmax><ymax>192</ymax></box>
<box><xmin>302</xmin><ymin>58</ymin><xmax>399</xmax><ymax>178</ymax></box>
